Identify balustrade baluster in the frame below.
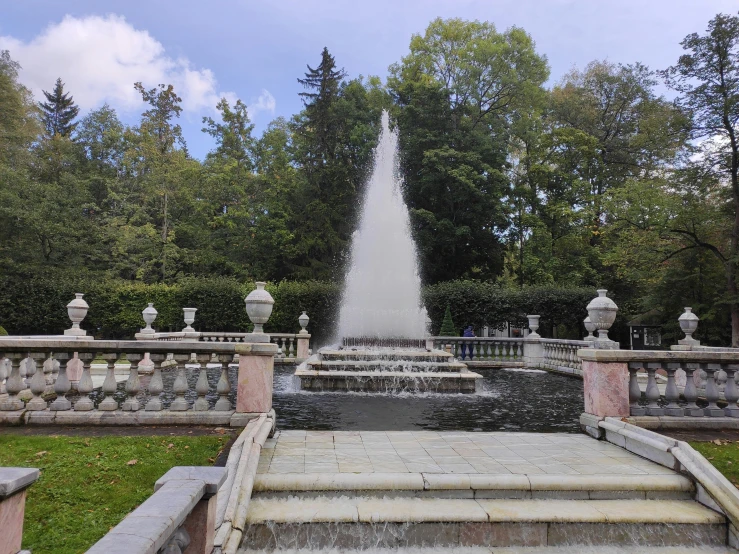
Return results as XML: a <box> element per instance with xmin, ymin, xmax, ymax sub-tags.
<box><xmin>645</xmin><ymin>363</ymin><xmax>664</xmax><ymax>416</ymax></box>
<box><xmin>214</xmin><ymin>354</ymin><xmax>233</xmax><ymax>411</ymax></box>
<box><xmin>122</xmin><ymin>353</ymin><xmax>142</xmax><ymax>411</ymax></box>
<box><xmin>26</xmin><ymin>353</ymin><xmax>48</xmax><ymax>411</ymax></box>
<box><xmin>724</xmin><ymin>364</ymin><xmax>739</xmax><ymax>418</ymax></box>
<box><xmin>492</xmin><ymin>342</ymin><xmax>499</xmax><ymax>361</ymax></box>
<box><xmin>0</xmin><ymin>357</ymin><xmax>7</xmax><ymax>394</ymax></box>
<box><xmin>682</xmin><ymin>364</ymin><xmax>703</xmax><ymax>416</ymax></box>
<box><xmin>49</xmin><ymin>353</ymin><xmax>71</xmax><ymax>411</ymax></box>
<box><xmin>664</xmin><ymin>363</ymin><xmax>683</xmax><ymax>416</ymax></box>
<box><xmin>703</xmin><ymin>363</ymin><xmax>724</xmax><ymax>417</ymax></box>
<box><xmin>170</xmin><ymin>354</ymin><xmax>191</xmax><ymax>411</ymax></box>
<box><xmin>193</xmin><ymin>353</ymin><xmax>211</xmax><ymax>411</ymax></box>
<box><xmin>289</xmin><ymin>338</ymin><xmax>296</xmax><ymax>358</ymax></box>
<box><xmin>517</xmin><ymin>342</ymin><xmax>523</xmax><ymax>360</ymax></box>
<box><xmin>627</xmin><ymin>363</ymin><xmax>645</xmax><ymax>416</ymax></box>
<box><xmin>144</xmin><ymin>354</ymin><xmax>166</xmax><ymax>411</ymax></box>
<box><xmin>99</xmin><ymin>353</ymin><xmax>120</xmax><ymax>411</ymax></box>
<box><xmin>74</xmin><ymin>353</ymin><xmax>95</xmax><ymax>411</ymax></box>
<box><xmin>0</xmin><ymin>355</ymin><xmax>24</xmax><ymax>411</ymax></box>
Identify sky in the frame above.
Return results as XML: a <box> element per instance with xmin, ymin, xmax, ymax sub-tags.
<box><xmin>1</xmin><ymin>0</ymin><xmax>737</xmax><ymax>159</ymax></box>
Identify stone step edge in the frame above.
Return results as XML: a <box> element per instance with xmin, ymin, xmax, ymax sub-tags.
<box><xmin>244</xmin><ymin>498</ymin><xmax>724</xmax><ymax>525</ymax></box>
<box><xmin>253</xmin><ymin>472</ymin><xmax>693</xmax><ymax>493</ymax></box>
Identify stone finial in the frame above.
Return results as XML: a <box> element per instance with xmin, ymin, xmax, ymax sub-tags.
<box><xmin>527</xmin><ymin>315</ymin><xmax>540</xmax><ymax>338</ymax></box>
<box><xmin>678</xmin><ymin>307</ymin><xmax>700</xmax><ymax>346</ymax></box>
<box><xmin>245</xmin><ymin>282</ymin><xmax>274</xmax><ymax>334</ymax></box>
<box><xmin>586</xmin><ymin>289</ymin><xmax>619</xmax><ymax>349</ymax></box>
<box><xmin>298</xmin><ymin>311</ymin><xmax>310</xmax><ymax>335</ymax></box>
<box><xmin>583</xmin><ymin>316</ymin><xmax>596</xmax><ymax>341</ymax></box>
<box><xmin>183</xmin><ymin>307</ymin><xmax>197</xmax><ymax>332</ymax></box>
<box><xmin>141</xmin><ymin>303</ymin><xmax>157</xmax><ymax>334</ymax></box>
<box><xmin>64</xmin><ymin>293</ymin><xmax>89</xmax><ymax>336</ymax></box>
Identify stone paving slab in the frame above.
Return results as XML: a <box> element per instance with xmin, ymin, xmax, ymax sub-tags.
<box><xmin>259</xmin><ymin>431</ymin><xmax>679</xmax><ymax>476</ymax></box>
<box><xmin>240</xmin><ymin>548</ymin><xmax>737</xmax><ymax>554</ymax></box>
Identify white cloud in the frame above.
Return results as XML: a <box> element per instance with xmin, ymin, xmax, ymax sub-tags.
<box><xmin>0</xmin><ymin>14</ymin><xmax>266</xmax><ymax>117</ymax></box>
<box><xmin>248</xmin><ymin>89</ymin><xmax>276</xmax><ymax>117</ymax></box>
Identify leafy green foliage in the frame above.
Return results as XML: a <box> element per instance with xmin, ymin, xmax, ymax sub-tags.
<box><xmin>39</xmin><ymin>77</ymin><xmax>79</xmax><ymax>137</ymax></box>
<box><xmin>0</xmin><ymin>433</ymin><xmax>227</xmax><ymax>554</ymax></box>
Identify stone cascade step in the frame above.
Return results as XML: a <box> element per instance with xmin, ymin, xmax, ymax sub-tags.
<box><xmin>320</xmin><ymin>350</ymin><xmax>454</xmax><ymax>363</ymax></box>
<box><xmin>306</xmin><ymin>359</ymin><xmax>469</xmax><ymax>373</ymax></box>
<box><xmin>253</xmin><ymin>473</ymin><xmax>696</xmax><ymax>501</ymax></box>
<box><xmin>293</xmin><ymin>369</ymin><xmax>481</xmax><ymax>393</ymax></box>
<box><xmin>241</xmin><ymin>497</ymin><xmax>727</xmax><ymax>550</ymax></box>
<box><xmin>239</xmin><ymin>545</ymin><xmax>737</xmax><ymax>554</ymax></box>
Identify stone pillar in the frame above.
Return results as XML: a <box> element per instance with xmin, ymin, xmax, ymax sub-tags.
<box><xmin>67</xmin><ymin>353</ymin><xmax>83</xmax><ymax>388</ymax></box>
<box><xmin>523</xmin><ymin>337</ymin><xmax>543</xmax><ymax>369</ymax></box>
<box><xmin>235</xmin><ymin>342</ymin><xmax>278</xmax><ymax>413</ymax></box>
<box><xmin>0</xmin><ymin>467</ymin><xmax>39</xmax><ymax>554</ymax></box>
<box><xmin>296</xmin><ymin>334</ymin><xmax>311</xmax><ymax>360</ymax></box>
<box><xmin>582</xmin><ymin>358</ymin><xmax>630</xmax><ymax>418</ymax></box>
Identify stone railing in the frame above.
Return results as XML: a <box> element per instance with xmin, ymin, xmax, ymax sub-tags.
<box><xmin>143</xmin><ymin>331</ymin><xmax>311</xmax><ymax>363</ymax></box>
<box><xmin>540</xmin><ymin>338</ymin><xmax>590</xmax><ymax>376</ymax></box>
<box><xmin>0</xmin><ymin>338</ymin><xmax>277</xmax><ymax>426</ymax></box>
<box><xmin>87</xmin><ymin>466</ymin><xmax>227</xmax><ymax>554</ymax></box>
<box><xmin>431</xmin><ymin>337</ymin><xmax>525</xmax><ymax>366</ymax></box>
<box><xmin>1</xmin><ymin>467</ymin><xmax>40</xmax><ymax>554</ymax></box>
<box><xmin>579</xmin><ymin>349</ymin><xmax>739</xmax><ymax>426</ymax></box>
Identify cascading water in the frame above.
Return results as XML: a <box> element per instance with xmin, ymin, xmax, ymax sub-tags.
<box><xmin>337</xmin><ymin>110</ymin><xmax>427</xmax><ymax>340</ymax></box>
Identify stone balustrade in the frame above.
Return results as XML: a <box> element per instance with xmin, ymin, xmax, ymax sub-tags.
<box><xmin>540</xmin><ymin>339</ymin><xmax>590</xmax><ymax>376</ymax></box>
<box><xmin>432</xmin><ymin>337</ymin><xmax>525</xmax><ymax>366</ymax></box>
<box><xmin>579</xmin><ymin>349</ymin><xmax>739</xmax><ymax>423</ymax></box>
<box><xmin>0</xmin><ymin>467</ymin><xmax>39</xmax><ymax>554</ymax></box>
<box><xmin>86</xmin><ymin>466</ymin><xmax>227</xmax><ymax>554</ymax></box>
<box><xmin>0</xmin><ymin>338</ymin><xmax>277</xmax><ymax>426</ymax></box>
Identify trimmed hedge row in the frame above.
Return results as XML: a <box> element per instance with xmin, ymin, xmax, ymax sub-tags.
<box><xmin>0</xmin><ymin>276</ymin><xmax>602</xmax><ymax>345</ymax></box>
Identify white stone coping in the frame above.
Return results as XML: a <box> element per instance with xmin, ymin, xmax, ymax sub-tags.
<box><xmin>0</xmin><ymin>338</ymin><xmax>277</xmax><ymax>355</ymax></box>
<box><xmin>593</xmin><ymin>415</ymin><xmax>739</xmax><ymax>532</ymax></box>
<box><xmin>213</xmin><ymin>412</ymin><xmax>275</xmax><ymax>554</ymax></box>
<box><xmin>155</xmin><ymin>466</ymin><xmax>227</xmax><ymax>496</ymax></box>
<box><xmin>0</xmin><ymin>467</ymin><xmax>40</xmax><ymax>498</ymax></box>
<box><xmin>579</xmin><ymin>349</ymin><xmax>739</xmax><ymax>363</ymax></box>
<box><xmin>87</xmin><ymin>474</ymin><xmax>216</xmax><ymax>554</ymax></box>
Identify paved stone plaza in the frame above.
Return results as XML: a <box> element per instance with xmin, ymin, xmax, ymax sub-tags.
<box><xmin>258</xmin><ymin>431</ymin><xmax>678</xmax><ymax>476</ymax></box>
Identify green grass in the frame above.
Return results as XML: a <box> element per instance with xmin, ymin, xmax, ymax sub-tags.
<box><xmin>690</xmin><ymin>440</ymin><xmax>739</xmax><ymax>488</ymax></box>
<box><xmin>0</xmin><ymin>433</ymin><xmax>229</xmax><ymax>554</ymax></box>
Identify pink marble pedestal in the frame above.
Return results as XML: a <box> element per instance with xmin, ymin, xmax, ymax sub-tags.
<box><xmin>582</xmin><ymin>360</ymin><xmax>630</xmax><ymax>418</ymax></box>
<box><xmin>235</xmin><ymin>345</ymin><xmax>275</xmax><ymax>413</ymax></box>
<box><xmin>297</xmin><ymin>334</ymin><xmax>311</xmax><ymax>360</ymax></box>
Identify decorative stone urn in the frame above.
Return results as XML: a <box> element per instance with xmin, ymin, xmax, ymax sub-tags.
<box><xmin>586</xmin><ymin>289</ymin><xmax>618</xmax><ymax>344</ymax></box>
<box><xmin>298</xmin><ymin>311</ymin><xmax>310</xmax><ymax>334</ymax></box>
<box><xmin>141</xmin><ymin>303</ymin><xmax>158</xmax><ymax>334</ymax></box>
<box><xmin>65</xmin><ymin>293</ymin><xmax>89</xmax><ymax>336</ymax></box>
<box><xmin>583</xmin><ymin>316</ymin><xmax>596</xmax><ymax>341</ymax></box>
<box><xmin>245</xmin><ymin>282</ymin><xmax>274</xmax><ymax>334</ymax></box>
<box><xmin>182</xmin><ymin>308</ymin><xmax>197</xmax><ymax>332</ymax></box>
<box><xmin>678</xmin><ymin>307</ymin><xmax>700</xmax><ymax>345</ymax></box>
<box><xmin>527</xmin><ymin>315</ymin><xmax>540</xmax><ymax>338</ymax></box>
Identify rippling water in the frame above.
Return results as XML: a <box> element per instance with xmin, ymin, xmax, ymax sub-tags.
<box><xmin>273</xmin><ymin>365</ymin><xmax>584</xmax><ymax>432</ymax></box>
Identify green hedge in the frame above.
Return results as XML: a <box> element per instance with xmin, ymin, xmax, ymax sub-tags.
<box><xmin>0</xmin><ymin>276</ymin><xmax>602</xmax><ymax>344</ymax></box>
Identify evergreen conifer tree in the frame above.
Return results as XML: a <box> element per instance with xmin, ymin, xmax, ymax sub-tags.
<box><xmin>39</xmin><ymin>77</ymin><xmax>79</xmax><ymax>137</ymax></box>
<box><xmin>439</xmin><ymin>305</ymin><xmax>458</xmax><ymax>336</ymax></box>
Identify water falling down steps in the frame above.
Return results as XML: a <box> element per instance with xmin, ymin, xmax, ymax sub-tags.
<box><xmin>295</xmin><ymin>349</ymin><xmax>483</xmax><ymax>393</ymax></box>
<box><xmin>236</xmin><ymin>431</ymin><xmax>736</xmax><ymax>552</ymax></box>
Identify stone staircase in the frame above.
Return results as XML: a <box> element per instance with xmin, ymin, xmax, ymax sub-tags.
<box><xmin>294</xmin><ymin>349</ymin><xmax>482</xmax><ymax>393</ymax></box>
<box><xmin>236</xmin><ymin>431</ymin><xmax>736</xmax><ymax>552</ymax></box>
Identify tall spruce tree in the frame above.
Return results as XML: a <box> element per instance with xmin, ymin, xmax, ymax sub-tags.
<box><xmin>39</xmin><ymin>78</ymin><xmax>79</xmax><ymax>137</ymax></box>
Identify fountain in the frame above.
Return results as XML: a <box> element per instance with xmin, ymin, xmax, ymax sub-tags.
<box><xmin>295</xmin><ymin>111</ymin><xmax>482</xmax><ymax>393</ymax></box>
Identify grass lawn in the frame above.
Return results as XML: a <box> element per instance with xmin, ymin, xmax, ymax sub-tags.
<box><xmin>690</xmin><ymin>440</ymin><xmax>739</xmax><ymax>488</ymax></box>
<box><xmin>0</xmin><ymin>432</ymin><xmax>229</xmax><ymax>554</ymax></box>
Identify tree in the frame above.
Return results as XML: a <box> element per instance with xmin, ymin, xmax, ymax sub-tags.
<box><xmin>439</xmin><ymin>305</ymin><xmax>458</xmax><ymax>336</ymax></box>
<box><xmin>661</xmin><ymin>12</ymin><xmax>739</xmax><ymax>345</ymax></box>
<box><xmin>39</xmin><ymin>77</ymin><xmax>79</xmax><ymax>137</ymax></box>
<box><xmin>389</xmin><ymin>18</ymin><xmax>549</xmax><ymax>283</ymax></box>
